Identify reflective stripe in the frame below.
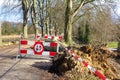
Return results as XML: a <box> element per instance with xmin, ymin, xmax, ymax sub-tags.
<box><xmin>20</xmin><ymin>40</ymin><xmax>28</xmax><ymax>45</ymax></box>
<box><xmin>87</xmin><ymin>65</ymin><xmax>96</xmax><ymax>72</ymax></box>
<box><xmin>43</xmin><ymin>42</ymin><xmax>50</xmax><ymax>46</ymax></box>
<box><xmin>64</xmin><ymin>47</ymin><xmax>109</xmax><ymax>80</ymax></box>
<box><xmin>28</xmin><ymin>41</ymin><xmax>35</xmax><ymax>46</ymax></box>
<box><xmin>43</xmin><ymin>42</ymin><xmax>58</xmax><ymax>47</ymax></box>
<box><xmin>20</xmin><ymin>49</ymin><xmax>34</xmax><ymax>55</ymax></box>
<box><xmin>42</xmin><ymin>51</ymin><xmax>50</xmax><ymax>56</ymax></box>
<box><xmin>27</xmin><ymin>49</ymin><xmax>34</xmax><ymax>55</ymax></box>
<box><xmin>95</xmin><ymin>70</ymin><xmax>107</xmax><ymax>80</ymax></box>
<box><xmin>41</xmin><ymin>51</ymin><xmax>56</xmax><ymax>56</ymax></box>
<box><xmin>78</xmin><ymin>57</ymin><xmax>83</xmax><ymax>62</ymax></box>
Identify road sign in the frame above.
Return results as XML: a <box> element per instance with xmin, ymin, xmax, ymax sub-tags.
<box><xmin>33</xmin><ymin>41</ymin><xmax>44</xmax><ymax>55</ymax></box>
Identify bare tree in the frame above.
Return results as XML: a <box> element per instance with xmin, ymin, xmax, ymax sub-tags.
<box><xmin>31</xmin><ymin>0</ymin><xmax>39</xmax><ymax>37</ymax></box>
<box><xmin>64</xmin><ymin>0</ymin><xmax>94</xmax><ymax>45</ymax></box>
<box><xmin>22</xmin><ymin>0</ymin><xmax>30</xmax><ymax>39</ymax></box>
<box><xmin>45</xmin><ymin>0</ymin><xmax>51</xmax><ymax>35</ymax></box>
<box><xmin>37</xmin><ymin>0</ymin><xmax>48</xmax><ymax>36</ymax></box>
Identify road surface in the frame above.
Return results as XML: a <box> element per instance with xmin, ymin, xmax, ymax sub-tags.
<box><xmin>0</xmin><ymin>45</ymin><xmax>60</xmax><ymax>80</ymax></box>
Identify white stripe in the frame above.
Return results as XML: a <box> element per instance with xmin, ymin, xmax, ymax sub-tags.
<box><xmin>54</xmin><ymin>37</ymin><xmax>58</xmax><ymax>40</ymax></box>
<box><xmin>48</xmin><ymin>36</ymin><xmax>52</xmax><ymax>38</ymax></box>
<box><xmin>42</xmin><ymin>51</ymin><xmax>50</xmax><ymax>56</ymax></box>
<box><xmin>27</xmin><ymin>49</ymin><xmax>34</xmax><ymax>55</ymax></box>
<box><xmin>57</xmin><ymin>44</ymin><xmax>59</xmax><ymax>52</ymax></box>
<box><xmin>65</xmin><ymin>48</ymin><xmax>68</xmax><ymax>50</ymax></box>
<box><xmin>87</xmin><ymin>65</ymin><xmax>96</xmax><ymax>72</ymax></box>
<box><xmin>72</xmin><ymin>53</ymin><xmax>76</xmax><ymax>57</ymax></box>
<box><xmin>28</xmin><ymin>41</ymin><xmax>35</xmax><ymax>46</ymax></box>
<box><xmin>105</xmin><ymin>78</ymin><xmax>109</xmax><ymax>80</ymax></box>
<box><xmin>43</xmin><ymin>42</ymin><xmax>50</xmax><ymax>46</ymax></box>
<box><xmin>36</xmin><ymin>37</ymin><xmax>40</xmax><ymax>40</ymax></box>
<box><xmin>78</xmin><ymin>58</ymin><xmax>83</xmax><ymax>62</ymax></box>
<box><xmin>68</xmin><ymin>50</ymin><xmax>71</xmax><ymax>53</ymax></box>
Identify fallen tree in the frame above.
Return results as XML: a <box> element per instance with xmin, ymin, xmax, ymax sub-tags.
<box><xmin>49</xmin><ymin>44</ymin><xmax>120</xmax><ymax>80</ymax></box>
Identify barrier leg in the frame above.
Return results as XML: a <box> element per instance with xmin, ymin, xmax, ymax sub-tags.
<box><xmin>16</xmin><ymin>40</ymin><xmax>22</xmax><ymax>59</ymax></box>
<box><xmin>57</xmin><ymin>44</ymin><xmax>59</xmax><ymax>53</ymax></box>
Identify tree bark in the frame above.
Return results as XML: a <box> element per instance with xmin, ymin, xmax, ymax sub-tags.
<box><xmin>37</xmin><ymin>0</ymin><xmax>45</xmax><ymax>37</ymax></box>
<box><xmin>64</xmin><ymin>0</ymin><xmax>73</xmax><ymax>45</ymax></box>
<box><xmin>22</xmin><ymin>0</ymin><xmax>29</xmax><ymax>39</ymax></box>
<box><xmin>64</xmin><ymin>0</ymin><xmax>94</xmax><ymax>45</ymax></box>
<box><xmin>0</xmin><ymin>22</ymin><xmax>2</xmax><ymax>46</ymax></box>
<box><xmin>33</xmin><ymin>0</ymin><xmax>39</xmax><ymax>36</ymax></box>
<box><xmin>45</xmin><ymin>0</ymin><xmax>51</xmax><ymax>35</ymax></box>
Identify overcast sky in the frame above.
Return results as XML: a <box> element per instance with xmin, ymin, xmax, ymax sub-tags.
<box><xmin>0</xmin><ymin>0</ymin><xmax>120</xmax><ymax>23</ymax></box>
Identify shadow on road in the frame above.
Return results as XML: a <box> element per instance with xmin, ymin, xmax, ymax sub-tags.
<box><xmin>31</xmin><ymin>62</ymin><xmax>52</xmax><ymax>70</ymax></box>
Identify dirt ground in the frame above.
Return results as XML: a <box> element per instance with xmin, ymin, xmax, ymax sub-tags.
<box><xmin>0</xmin><ymin>45</ymin><xmax>61</xmax><ymax>80</ymax></box>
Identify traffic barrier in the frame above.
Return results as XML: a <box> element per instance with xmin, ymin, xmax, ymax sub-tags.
<box><xmin>17</xmin><ymin>40</ymin><xmax>59</xmax><ymax>58</ymax></box>
<box><xmin>35</xmin><ymin>34</ymin><xmax>63</xmax><ymax>41</ymax></box>
<box><xmin>20</xmin><ymin>33</ymin><xmax>24</xmax><ymax>39</ymax></box>
<box><xmin>63</xmin><ymin>47</ymin><xmax>109</xmax><ymax>80</ymax></box>
<box><xmin>43</xmin><ymin>35</ymin><xmax>63</xmax><ymax>40</ymax></box>
<box><xmin>36</xmin><ymin>34</ymin><xmax>41</xmax><ymax>40</ymax></box>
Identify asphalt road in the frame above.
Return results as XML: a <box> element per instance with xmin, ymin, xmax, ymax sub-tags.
<box><xmin>0</xmin><ymin>45</ymin><xmax>59</xmax><ymax>80</ymax></box>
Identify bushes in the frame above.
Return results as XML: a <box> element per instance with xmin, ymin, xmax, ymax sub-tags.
<box><xmin>78</xmin><ymin>23</ymin><xmax>90</xmax><ymax>44</ymax></box>
<box><xmin>1</xmin><ymin>21</ymin><xmax>34</xmax><ymax>35</ymax></box>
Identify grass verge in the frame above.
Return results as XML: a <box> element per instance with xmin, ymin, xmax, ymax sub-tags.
<box><xmin>107</xmin><ymin>42</ymin><xmax>118</xmax><ymax>48</ymax></box>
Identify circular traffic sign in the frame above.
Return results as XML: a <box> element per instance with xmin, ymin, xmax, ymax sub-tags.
<box><xmin>33</xmin><ymin>41</ymin><xmax>44</xmax><ymax>55</ymax></box>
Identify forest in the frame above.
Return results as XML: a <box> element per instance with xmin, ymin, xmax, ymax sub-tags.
<box><xmin>0</xmin><ymin>0</ymin><xmax>120</xmax><ymax>46</ymax></box>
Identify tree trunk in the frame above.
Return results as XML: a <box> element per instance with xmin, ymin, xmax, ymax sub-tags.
<box><xmin>64</xmin><ymin>0</ymin><xmax>91</xmax><ymax>45</ymax></box>
<box><xmin>45</xmin><ymin>0</ymin><xmax>51</xmax><ymax>35</ymax></box>
<box><xmin>46</xmin><ymin>18</ymin><xmax>49</xmax><ymax>35</ymax></box>
<box><xmin>33</xmin><ymin>0</ymin><xmax>39</xmax><ymax>36</ymax></box>
<box><xmin>23</xmin><ymin>10</ymin><xmax>28</xmax><ymax>39</ymax></box>
<box><xmin>64</xmin><ymin>0</ymin><xmax>73</xmax><ymax>45</ymax></box>
<box><xmin>23</xmin><ymin>21</ymin><xmax>28</xmax><ymax>39</ymax></box>
<box><xmin>22</xmin><ymin>0</ymin><xmax>29</xmax><ymax>39</ymax></box>
<box><xmin>0</xmin><ymin>22</ymin><xmax>2</xmax><ymax>46</ymax></box>
<box><xmin>41</xmin><ymin>0</ymin><xmax>44</xmax><ymax>37</ymax></box>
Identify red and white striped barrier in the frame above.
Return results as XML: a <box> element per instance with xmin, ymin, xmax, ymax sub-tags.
<box><xmin>36</xmin><ymin>34</ymin><xmax>41</xmax><ymax>40</ymax></box>
<box><xmin>64</xmin><ymin>47</ymin><xmax>109</xmax><ymax>80</ymax></box>
<box><xmin>33</xmin><ymin>34</ymin><xmax>63</xmax><ymax>41</ymax></box>
<box><xmin>20</xmin><ymin>33</ymin><xmax>24</xmax><ymax>39</ymax></box>
<box><xmin>18</xmin><ymin>40</ymin><xmax>59</xmax><ymax>57</ymax></box>
<box><xmin>43</xmin><ymin>35</ymin><xmax>63</xmax><ymax>40</ymax></box>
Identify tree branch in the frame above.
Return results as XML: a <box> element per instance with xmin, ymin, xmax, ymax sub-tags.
<box><xmin>83</xmin><ymin>0</ymin><xmax>95</xmax><ymax>6</ymax></box>
<box><xmin>0</xmin><ymin>3</ymin><xmax>22</xmax><ymax>15</ymax></box>
<box><xmin>72</xmin><ymin>0</ymin><xmax>85</xmax><ymax>18</ymax></box>
<box><xmin>73</xmin><ymin>6</ymin><xmax>95</xmax><ymax>24</ymax></box>
<box><xmin>72</xmin><ymin>0</ymin><xmax>95</xmax><ymax>18</ymax></box>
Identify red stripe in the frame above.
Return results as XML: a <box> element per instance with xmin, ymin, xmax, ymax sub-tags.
<box><xmin>51</xmin><ymin>36</ymin><xmax>54</xmax><ymax>39</ymax></box>
<box><xmin>20</xmin><ymin>40</ymin><xmax>28</xmax><ymax>45</ymax></box>
<box><xmin>75</xmin><ymin>54</ymin><xmax>79</xmax><ymax>59</ymax></box>
<box><xmin>20</xmin><ymin>50</ymin><xmax>27</xmax><ymax>54</ymax></box>
<box><xmin>44</xmin><ymin>36</ymin><xmax>48</xmax><ymax>38</ymax></box>
<box><xmin>95</xmin><ymin>70</ymin><xmax>106</xmax><ymax>80</ymax></box>
<box><xmin>59</xmin><ymin>36</ymin><xmax>63</xmax><ymax>40</ymax></box>
<box><xmin>36</xmin><ymin>35</ymin><xmax>40</xmax><ymax>38</ymax></box>
<box><xmin>69</xmin><ymin>51</ymin><xmax>73</xmax><ymax>55</ymax></box>
<box><xmin>82</xmin><ymin>61</ymin><xmax>88</xmax><ymax>67</ymax></box>
<box><xmin>50</xmin><ymin>42</ymin><xmax>58</xmax><ymax>47</ymax></box>
<box><xmin>50</xmin><ymin>52</ymin><xmax>56</xmax><ymax>56</ymax></box>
